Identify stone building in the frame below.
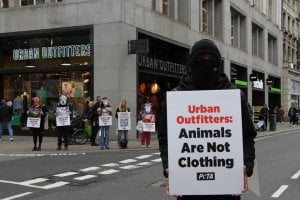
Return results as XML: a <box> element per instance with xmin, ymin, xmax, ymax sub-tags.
<box><xmin>0</xmin><ymin>0</ymin><xmax>284</xmax><ymax>136</ymax></box>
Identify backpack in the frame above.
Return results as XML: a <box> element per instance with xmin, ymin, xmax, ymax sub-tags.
<box><xmin>120</xmin><ymin>139</ymin><xmax>128</xmax><ymax>149</ymax></box>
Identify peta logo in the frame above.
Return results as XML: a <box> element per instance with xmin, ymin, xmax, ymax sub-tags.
<box><xmin>196</xmin><ymin>172</ymin><xmax>215</xmax><ymax>181</ymax></box>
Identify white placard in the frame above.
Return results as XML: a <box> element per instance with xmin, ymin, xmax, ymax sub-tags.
<box><xmin>99</xmin><ymin>116</ymin><xmax>112</xmax><ymax>126</ymax></box>
<box><xmin>117</xmin><ymin>112</ymin><xmax>131</xmax><ymax>130</ymax></box>
<box><xmin>167</xmin><ymin>90</ymin><xmax>244</xmax><ymax>195</ymax></box>
<box><xmin>142</xmin><ymin>114</ymin><xmax>155</xmax><ymax>132</ymax></box>
<box><xmin>56</xmin><ymin>107</ymin><xmax>71</xmax><ymax>126</ymax></box>
<box><xmin>27</xmin><ymin>117</ymin><xmax>41</xmax><ymax>128</ymax></box>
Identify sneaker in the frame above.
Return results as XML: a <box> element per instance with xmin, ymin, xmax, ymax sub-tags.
<box><xmin>147</xmin><ymin>145</ymin><xmax>151</xmax><ymax>148</ymax></box>
<box><xmin>56</xmin><ymin>146</ymin><xmax>62</xmax><ymax>151</ymax></box>
<box><xmin>32</xmin><ymin>147</ymin><xmax>37</xmax><ymax>151</ymax></box>
<box><xmin>9</xmin><ymin>137</ymin><xmax>13</xmax><ymax>141</ymax></box>
<box><xmin>105</xmin><ymin>146</ymin><xmax>110</xmax><ymax>149</ymax></box>
<box><xmin>141</xmin><ymin>145</ymin><xmax>146</xmax><ymax>148</ymax></box>
<box><xmin>64</xmin><ymin>147</ymin><xmax>68</xmax><ymax>151</ymax></box>
<box><xmin>37</xmin><ymin>147</ymin><xmax>41</xmax><ymax>151</ymax></box>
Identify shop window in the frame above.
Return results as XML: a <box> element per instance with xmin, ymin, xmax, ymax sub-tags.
<box><xmin>2</xmin><ymin>71</ymin><xmax>91</xmax><ymax>129</ymax></box>
<box><xmin>20</xmin><ymin>0</ymin><xmax>44</xmax><ymax>6</ymax></box>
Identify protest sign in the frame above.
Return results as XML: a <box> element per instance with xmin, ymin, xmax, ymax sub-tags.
<box><xmin>167</xmin><ymin>90</ymin><xmax>243</xmax><ymax>195</ymax></box>
<box><xmin>142</xmin><ymin>114</ymin><xmax>155</xmax><ymax>132</ymax></box>
<box><xmin>27</xmin><ymin>117</ymin><xmax>41</xmax><ymax>128</ymax></box>
<box><xmin>56</xmin><ymin>107</ymin><xmax>71</xmax><ymax>126</ymax></box>
<box><xmin>117</xmin><ymin>112</ymin><xmax>131</xmax><ymax>130</ymax></box>
<box><xmin>99</xmin><ymin>116</ymin><xmax>112</xmax><ymax>126</ymax></box>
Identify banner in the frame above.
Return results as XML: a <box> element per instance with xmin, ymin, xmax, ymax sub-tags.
<box><xmin>99</xmin><ymin>116</ymin><xmax>112</xmax><ymax>126</ymax></box>
<box><xmin>142</xmin><ymin>114</ymin><xmax>155</xmax><ymax>132</ymax></box>
<box><xmin>167</xmin><ymin>90</ymin><xmax>243</xmax><ymax>195</ymax></box>
<box><xmin>27</xmin><ymin>117</ymin><xmax>41</xmax><ymax>128</ymax></box>
<box><xmin>55</xmin><ymin>107</ymin><xmax>71</xmax><ymax>126</ymax></box>
<box><xmin>117</xmin><ymin>112</ymin><xmax>131</xmax><ymax>130</ymax></box>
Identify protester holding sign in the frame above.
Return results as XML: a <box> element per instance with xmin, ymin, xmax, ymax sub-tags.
<box><xmin>138</xmin><ymin>103</ymin><xmax>155</xmax><ymax>148</ymax></box>
<box><xmin>158</xmin><ymin>39</ymin><xmax>257</xmax><ymax>199</ymax></box>
<box><xmin>26</xmin><ymin>96</ymin><xmax>48</xmax><ymax>151</ymax></box>
<box><xmin>55</xmin><ymin>95</ymin><xmax>72</xmax><ymax>151</ymax></box>
<box><xmin>115</xmin><ymin>98</ymin><xmax>130</xmax><ymax>148</ymax></box>
<box><xmin>99</xmin><ymin>97</ymin><xmax>112</xmax><ymax>150</ymax></box>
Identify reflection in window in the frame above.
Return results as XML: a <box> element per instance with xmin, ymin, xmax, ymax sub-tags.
<box><xmin>202</xmin><ymin>0</ymin><xmax>208</xmax><ymax>34</ymax></box>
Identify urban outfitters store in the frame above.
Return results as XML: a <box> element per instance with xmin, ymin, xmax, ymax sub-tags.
<box><xmin>0</xmin><ymin>27</ymin><xmax>93</xmax><ymax>130</ymax></box>
<box><xmin>136</xmin><ymin>32</ymin><xmax>189</xmax><ymax>130</ymax></box>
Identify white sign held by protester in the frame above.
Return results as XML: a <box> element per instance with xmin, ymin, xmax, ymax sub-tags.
<box><xmin>99</xmin><ymin>116</ymin><xmax>112</xmax><ymax>126</ymax></box>
<box><xmin>167</xmin><ymin>90</ymin><xmax>244</xmax><ymax>195</ymax></box>
<box><xmin>117</xmin><ymin>112</ymin><xmax>131</xmax><ymax>130</ymax></box>
<box><xmin>56</xmin><ymin>107</ymin><xmax>71</xmax><ymax>126</ymax></box>
<box><xmin>142</xmin><ymin>114</ymin><xmax>155</xmax><ymax>132</ymax></box>
<box><xmin>27</xmin><ymin>117</ymin><xmax>41</xmax><ymax>128</ymax></box>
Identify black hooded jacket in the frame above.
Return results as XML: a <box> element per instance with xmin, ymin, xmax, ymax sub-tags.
<box><xmin>158</xmin><ymin>73</ymin><xmax>257</xmax><ymax>178</ymax></box>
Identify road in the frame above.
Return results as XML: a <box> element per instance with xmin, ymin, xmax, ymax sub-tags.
<box><xmin>0</xmin><ymin>131</ymin><xmax>299</xmax><ymax>200</ymax></box>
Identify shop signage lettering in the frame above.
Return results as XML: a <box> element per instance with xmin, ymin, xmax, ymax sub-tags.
<box><xmin>138</xmin><ymin>55</ymin><xmax>187</xmax><ymax>75</ymax></box>
<box><xmin>12</xmin><ymin>44</ymin><xmax>91</xmax><ymax>61</ymax></box>
<box><xmin>253</xmin><ymin>79</ymin><xmax>264</xmax><ymax>89</ymax></box>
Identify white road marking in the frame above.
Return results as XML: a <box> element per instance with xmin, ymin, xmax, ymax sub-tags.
<box><xmin>151</xmin><ymin>158</ymin><xmax>162</xmax><ymax>162</ymax></box>
<box><xmin>54</xmin><ymin>172</ymin><xmax>79</xmax><ymax>177</ymax></box>
<box><xmin>291</xmin><ymin>169</ymin><xmax>300</xmax><ymax>180</ymax></box>
<box><xmin>152</xmin><ymin>152</ymin><xmax>160</xmax><ymax>155</ymax></box>
<box><xmin>19</xmin><ymin>178</ymin><xmax>48</xmax><ymax>185</ymax></box>
<box><xmin>40</xmin><ymin>181</ymin><xmax>69</xmax><ymax>189</ymax></box>
<box><xmin>0</xmin><ymin>192</ymin><xmax>33</xmax><ymax>200</ymax></box>
<box><xmin>136</xmin><ymin>155</ymin><xmax>153</xmax><ymax>159</ymax></box>
<box><xmin>137</xmin><ymin>162</ymin><xmax>152</xmax><ymax>166</ymax></box>
<box><xmin>119</xmin><ymin>159</ymin><xmax>137</xmax><ymax>164</ymax></box>
<box><xmin>73</xmin><ymin>175</ymin><xmax>97</xmax><ymax>181</ymax></box>
<box><xmin>271</xmin><ymin>185</ymin><xmax>289</xmax><ymax>198</ymax></box>
<box><xmin>101</xmin><ymin>163</ymin><xmax>119</xmax><ymax>167</ymax></box>
<box><xmin>119</xmin><ymin>165</ymin><xmax>140</xmax><ymax>169</ymax></box>
<box><xmin>99</xmin><ymin>169</ymin><xmax>120</xmax><ymax>175</ymax></box>
<box><xmin>79</xmin><ymin>166</ymin><xmax>100</xmax><ymax>172</ymax></box>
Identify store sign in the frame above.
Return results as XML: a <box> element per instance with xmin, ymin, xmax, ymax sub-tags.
<box><xmin>138</xmin><ymin>55</ymin><xmax>187</xmax><ymax>75</ymax></box>
<box><xmin>253</xmin><ymin>79</ymin><xmax>264</xmax><ymax>89</ymax></box>
<box><xmin>12</xmin><ymin>44</ymin><xmax>91</xmax><ymax>61</ymax></box>
<box><xmin>128</xmin><ymin>39</ymin><xmax>149</xmax><ymax>54</ymax></box>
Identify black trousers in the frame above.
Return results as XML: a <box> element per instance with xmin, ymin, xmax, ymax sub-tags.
<box><xmin>177</xmin><ymin>195</ymin><xmax>240</xmax><ymax>200</ymax></box>
<box><xmin>31</xmin><ymin>128</ymin><xmax>43</xmax><ymax>148</ymax></box>
<box><xmin>91</xmin><ymin>125</ymin><xmax>99</xmax><ymax>144</ymax></box>
<box><xmin>57</xmin><ymin>126</ymin><xmax>70</xmax><ymax>147</ymax></box>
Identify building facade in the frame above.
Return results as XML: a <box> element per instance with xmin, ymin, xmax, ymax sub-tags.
<box><xmin>0</xmin><ymin>0</ymin><xmax>284</xmax><ymax>137</ymax></box>
<box><xmin>282</xmin><ymin>0</ymin><xmax>300</xmax><ymax>114</ymax></box>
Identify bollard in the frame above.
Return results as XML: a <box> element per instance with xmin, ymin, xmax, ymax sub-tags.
<box><xmin>269</xmin><ymin>114</ymin><xmax>277</xmax><ymax>131</ymax></box>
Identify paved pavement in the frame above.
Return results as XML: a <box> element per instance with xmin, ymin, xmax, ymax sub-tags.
<box><xmin>0</xmin><ymin>122</ymin><xmax>299</xmax><ymax>154</ymax></box>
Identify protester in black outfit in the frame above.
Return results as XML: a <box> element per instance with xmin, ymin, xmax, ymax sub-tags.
<box><xmin>158</xmin><ymin>39</ymin><xmax>257</xmax><ymax>200</ymax></box>
<box><xmin>55</xmin><ymin>95</ymin><xmax>72</xmax><ymax>150</ymax></box>
<box><xmin>27</xmin><ymin>96</ymin><xmax>48</xmax><ymax>151</ymax></box>
<box><xmin>90</xmin><ymin>96</ymin><xmax>102</xmax><ymax>146</ymax></box>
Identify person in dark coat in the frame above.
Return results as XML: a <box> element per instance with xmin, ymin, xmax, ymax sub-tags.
<box><xmin>158</xmin><ymin>39</ymin><xmax>257</xmax><ymax>200</ymax></box>
<box><xmin>90</xmin><ymin>96</ymin><xmax>102</xmax><ymax>146</ymax></box>
<box><xmin>0</xmin><ymin>99</ymin><xmax>14</xmax><ymax>141</ymax></box>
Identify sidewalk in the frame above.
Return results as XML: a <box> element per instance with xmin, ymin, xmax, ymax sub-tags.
<box><xmin>0</xmin><ymin>122</ymin><xmax>299</xmax><ymax>154</ymax></box>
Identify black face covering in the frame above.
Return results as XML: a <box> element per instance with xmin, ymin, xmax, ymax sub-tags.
<box><xmin>188</xmin><ymin>39</ymin><xmax>222</xmax><ymax>89</ymax></box>
<box><xmin>190</xmin><ymin>59</ymin><xmax>220</xmax><ymax>89</ymax></box>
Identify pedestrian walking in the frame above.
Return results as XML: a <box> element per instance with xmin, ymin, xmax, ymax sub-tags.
<box><xmin>158</xmin><ymin>39</ymin><xmax>257</xmax><ymax>200</ymax></box>
<box><xmin>259</xmin><ymin>104</ymin><xmax>269</xmax><ymax>130</ymax></box>
<box><xmin>55</xmin><ymin>95</ymin><xmax>72</xmax><ymax>151</ymax></box>
<box><xmin>0</xmin><ymin>99</ymin><xmax>14</xmax><ymax>141</ymax></box>
<box><xmin>288</xmin><ymin>104</ymin><xmax>297</xmax><ymax>126</ymax></box>
<box><xmin>277</xmin><ymin>105</ymin><xmax>285</xmax><ymax>123</ymax></box>
<box><xmin>115</xmin><ymin>98</ymin><xmax>130</xmax><ymax>148</ymax></box>
<box><xmin>26</xmin><ymin>96</ymin><xmax>48</xmax><ymax>151</ymax></box>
